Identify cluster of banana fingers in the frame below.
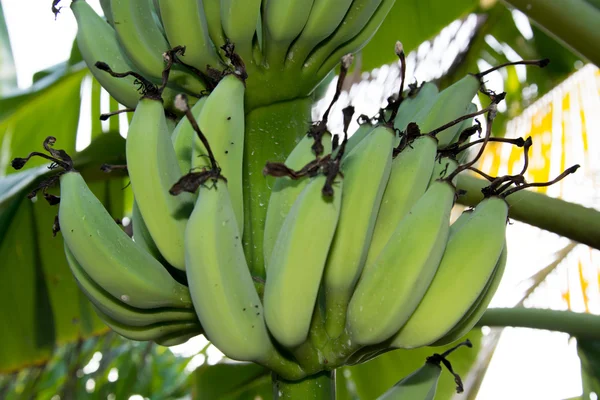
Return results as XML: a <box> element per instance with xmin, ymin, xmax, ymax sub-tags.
<box><xmin>70</xmin><ymin>0</ymin><xmax>396</xmax><ymax>109</ymax></box>
<box><xmin>15</xmin><ymin>4</ymin><xmax>577</xmax><ymax>378</ymax></box>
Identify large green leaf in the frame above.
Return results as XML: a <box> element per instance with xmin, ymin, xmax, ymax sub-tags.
<box><xmin>0</xmin><ymin>1</ymin><xmax>17</xmax><ymax>95</ymax></box>
<box><xmin>1</xmin><ymin>332</ymin><xmax>197</xmax><ymax>399</ymax></box>
<box><xmin>193</xmin><ymin>362</ymin><xmax>271</xmax><ymax>399</ymax></box>
<box><xmin>361</xmin><ymin>0</ymin><xmax>478</xmax><ymax>71</ymax></box>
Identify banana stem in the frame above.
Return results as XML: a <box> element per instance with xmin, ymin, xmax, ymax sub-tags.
<box><xmin>272</xmin><ymin>370</ymin><xmax>336</xmax><ymax>400</ymax></box>
<box><xmin>243</xmin><ymin>97</ymin><xmax>314</xmax><ymax>279</ymax></box>
<box><xmin>456</xmin><ymin>174</ymin><xmax>600</xmax><ymax>250</ymax></box>
<box><xmin>478</xmin><ymin>308</ymin><xmax>600</xmax><ymax>339</ymax></box>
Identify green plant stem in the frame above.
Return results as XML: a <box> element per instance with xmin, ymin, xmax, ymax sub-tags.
<box><xmin>456</xmin><ymin>174</ymin><xmax>600</xmax><ymax>250</ymax></box>
<box><xmin>272</xmin><ymin>371</ymin><xmax>335</xmax><ymax>400</ymax></box>
<box><xmin>242</xmin><ymin>97</ymin><xmax>313</xmax><ymax>279</ymax></box>
<box><xmin>478</xmin><ymin>308</ymin><xmax>600</xmax><ymax>339</ymax></box>
<box><xmin>502</xmin><ymin>0</ymin><xmax>600</xmax><ymax>66</ymax></box>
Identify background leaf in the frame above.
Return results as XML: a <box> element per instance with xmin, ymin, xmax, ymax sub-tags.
<box><xmin>361</xmin><ymin>0</ymin><xmax>478</xmax><ymax>71</ymax></box>
<box><xmin>0</xmin><ymin>1</ymin><xmax>17</xmax><ymax>95</ymax></box>
<box><xmin>193</xmin><ymin>362</ymin><xmax>271</xmax><ymax>399</ymax></box>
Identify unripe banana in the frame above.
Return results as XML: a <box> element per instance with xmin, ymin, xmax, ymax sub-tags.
<box><xmin>192</xmin><ymin>74</ymin><xmax>245</xmax><ymax>234</ymax></box>
<box><xmin>203</xmin><ymin>0</ymin><xmax>227</xmax><ymax>54</ymax></box>
<box><xmin>347</xmin><ymin>180</ymin><xmax>455</xmax><ymax>345</ymax></box>
<box><xmin>185</xmin><ymin>179</ymin><xmax>275</xmax><ymax>362</ymax></box>
<box><xmin>131</xmin><ymin>200</ymin><xmax>166</xmax><ymax>264</ymax></box>
<box><xmin>126</xmin><ymin>97</ymin><xmax>195</xmax><ymax>270</ymax></box>
<box><xmin>158</xmin><ymin>0</ymin><xmax>222</xmax><ymax>73</ymax></box>
<box><xmin>428</xmin><ymin>156</ymin><xmax>459</xmax><ymax>188</ymax></box>
<box><xmin>312</xmin><ymin>0</ymin><xmax>396</xmax><ymax>77</ymax></box>
<box><xmin>377</xmin><ymin>361</ymin><xmax>441</xmax><ymax>400</ymax></box>
<box><xmin>92</xmin><ymin>303</ymin><xmax>202</xmax><ymax>343</ymax></box>
<box><xmin>342</xmin><ymin>121</ymin><xmax>375</xmax><ymax>158</ymax></box>
<box><xmin>432</xmin><ymin>241</ymin><xmax>507</xmax><ymax>347</ymax></box>
<box><xmin>70</xmin><ymin>0</ymin><xmax>143</xmax><ymax>108</ymax></box>
<box><xmin>263</xmin><ymin>0</ymin><xmax>316</xmax><ymax>66</ymax></box>
<box><xmin>58</xmin><ymin>171</ymin><xmax>192</xmax><ymax>309</ymax></box>
<box><xmin>448</xmin><ymin>208</ymin><xmax>473</xmax><ymax>237</ymax></box>
<box><xmin>451</xmin><ymin>103</ymin><xmax>477</xmax><ymax>142</ymax></box>
<box><xmin>171</xmin><ymin>96</ymin><xmax>208</xmax><ymax>174</ymax></box>
<box><xmin>263</xmin><ymin>133</ymin><xmax>332</xmax><ymax>270</ymax></box>
<box><xmin>363</xmin><ymin>135</ymin><xmax>438</xmax><ymax>273</ymax></box>
<box><xmin>391</xmin><ymin>196</ymin><xmax>508</xmax><ymax>349</ymax></box>
<box><xmin>221</xmin><ymin>0</ymin><xmax>262</xmax><ymax>62</ymax></box>
<box><xmin>264</xmin><ymin>174</ymin><xmax>343</xmax><ymax>348</ymax></box>
<box><xmin>323</xmin><ymin>125</ymin><xmax>395</xmax><ymax>338</ymax></box>
<box><xmin>393</xmin><ymin>82</ymin><xmax>439</xmax><ymax>132</ymax></box>
<box><xmin>304</xmin><ymin>0</ymin><xmax>383</xmax><ymax>71</ymax></box>
<box><xmin>286</xmin><ymin>0</ymin><xmax>354</xmax><ymax>66</ymax></box>
<box><xmin>64</xmin><ymin>244</ymin><xmax>196</xmax><ymax>327</ymax></box>
<box><xmin>414</xmin><ymin>75</ymin><xmax>481</xmax><ymax>147</ymax></box>
<box><xmin>110</xmin><ymin>0</ymin><xmax>206</xmax><ymax>94</ymax></box>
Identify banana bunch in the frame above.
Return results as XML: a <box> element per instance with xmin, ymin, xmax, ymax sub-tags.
<box><xmin>15</xmin><ymin>17</ymin><xmax>575</xmax><ymax>387</ymax></box>
<box><xmin>69</xmin><ymin>0</ymin><xmax>397</xmax><ymax>110</ymax></box>
<box><xmin>59</xmin><ymin>170</ymin><xmax>202</xmax><ymax>346</ymax></box>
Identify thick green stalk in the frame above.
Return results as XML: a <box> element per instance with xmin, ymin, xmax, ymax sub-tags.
<box><xmin>456</xmin><ymin>174</ymin><xmax>600</xmax><ymax>250</ymax></box>
<box><xmin>502</xmin><ymin>0</ymin><xmax>600</xmax><ymax>66</ymax></box>
<box><xmin>243</xmin><ymin>97</ymin><xmax>313</xmax><ymax>279</ymax></box>
<box><xmin>273</xmin><ymin>371</ymin><xmax>335</xmax><ymax>400</ymax></box>
<box><xmin>478</xmin><ymin>308</ymin><xmax>600</xmax><ymax>340</ymax></box>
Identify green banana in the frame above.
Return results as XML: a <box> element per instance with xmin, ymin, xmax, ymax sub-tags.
<box><xmin>391</xmin><ymin>196</ymin><xmax>508</xmax><ymax>349</ymax></box>
<box><xmin>263</xmin><ymin>0</ymin><xmax>316</xmax><ymax>66</ymax></box>
<box><xmin>304</xmin><ymin>0</ymin><xmax>383</xmax><ymax>71</ymax></box>
<box><xmin>131</xmin><ymin>200</ymin><xmax>166</xmax><ymax>263</ymax></box>
<box><xmin>110</xmin><ymin>0</ymin><xmax>206</xmax><ymax>94</ymax></box>
<box><xmin>158</xmin><ymin>0</ymin><xmax>223</xmax><ymax>73</ymax></box>
<box><xmin>58</xmin><ymin>171</ymin><xmax>192</xmax><ymax>309</ymax></box>
<box><xmin>286</xmin><ymin>0</ymin><xmax>354</xmax><ymax>66</ymax></box>
<box><xmin>363</xmin><ymin>135</ymin><xmax>438</xmax><ymax>273</ymax></box>
<box><xmin>342</xmin><ymin>121</ymin><xmax>375</xmax><ymax>158</ymax></box>
<box><xmin>221</xmin><ymin>0</ymin><xmax>262</xmax><ymax>62</ymax></box>
<box><xmin>377</xmin><ymin>361</ymin><xmax>441</xmax><ymax>400</ymax></box>
<box><xmin>185</xmin><ymin>178</ymin><xmax>275</xmax><ymax>362</ymax></box>
<box><xmin>171</xmin><ymin>96</ymin><xmax>208</xmax><ymax>174</ymax></box>
<box><xmin>70</xmin><ymin>0</ymin><xmax>142</xmax><ymax>109</ymax></box>
<box><xmin>323</xmin><ymin>125</ymin><xmax>395</xmax><ymax>338</ymax></box>
<box><xmin>432</xmin><ymin>241</ymin><xmax>507</xmax><ymax>347</ymax></box>
<box><xmin>203</xmin><ymin>0</ymin><xmax>227</xmax><ymax>57</ymax></box>
<box><xmin>413</xmin><ymin>75</ymin><xmax>481</xmax><ymax>147</ymax></box>
<box><xmin>312</xmin><ymin>0</ymin><xmax>396</xmax><ymax>77</ymax></box>
<box><xmin>92</xmin><ymin>304</ymin><xmax>202</xmax><ymax>343</ymax></box>
<box><xmin>428</xmin><ymin>156</ymin><xmax>459</xmax><ymax>188</ymax></box>
<box><xmin>347</xmin><ymin>179</ymin><xmax>455</xmax><ymax>345</ymax></box>
<box><xmin>393</xmin><ymin>82</ymin><xmax>439</xmax><ymax>132</ymax></box>
<box><xmin>192</xmin><ymin>74</ymin><xmax>245</xmax><ymax>234</ymax></box>
<box><xmin>126</xmin><ymin>97</ymin><xmax>195</xmax><ymax>271</ymax></box>
<box><xmin>263</xmin><ymin>132</ymin><xmax>332</xmax><ymax>271</ymax></box>
<box><xmin>65</xmin><ymin>244</ymin><xmax>196</xmax><ymax>327</ymax></box>
<box><xmin>264</xmin><ymin>174</ymin><xmax>343</xmax><ymax>348</ymax></box>
<box><xmin>98</xmin><ymin>0</ymin><xmax>114</xmax><ymax>25</ymax></box>
<box><xmin>448</xmin><ymin>208</ymin><xmax>473</xmax><ymax>237</ymax></box>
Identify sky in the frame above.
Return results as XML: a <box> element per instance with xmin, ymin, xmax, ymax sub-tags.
<box><xmin>0</xmin><ymin>1</ymin><xmax>594</xmax><ymax>399</ymax></box>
